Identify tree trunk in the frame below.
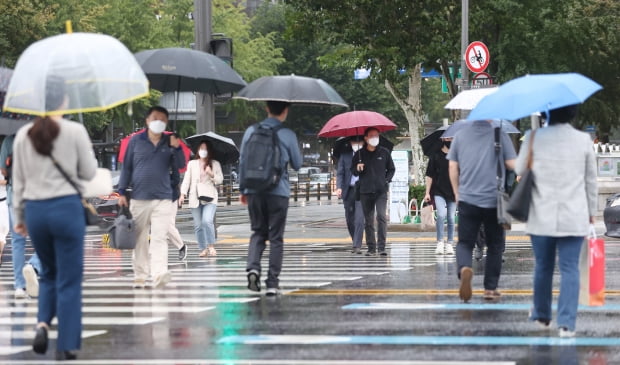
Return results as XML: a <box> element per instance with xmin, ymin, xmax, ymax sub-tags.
<box><xmin>384</xmin><ymin>64</ymin><xmax>426</xmax><ymax>186</ymax></box>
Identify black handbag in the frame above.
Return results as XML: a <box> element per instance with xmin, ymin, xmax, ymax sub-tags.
<box><xmin>507</xmin><ymin>130</ymin><xmax>536</xmax><ymax>222</ymax></box>
<box><xmin>51</xmin><ymin>156</ymin><xmax>101</xmax><ymax>226</ymax></box>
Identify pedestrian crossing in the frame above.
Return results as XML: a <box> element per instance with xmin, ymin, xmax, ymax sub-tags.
<box><xmin>0</xmin><ymin>231</ymin><xmax>534</xmax><ymax>361</ymax></box>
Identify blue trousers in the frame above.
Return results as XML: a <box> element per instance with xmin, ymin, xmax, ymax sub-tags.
<box><xmin>190</xmin><ymin>203</ymin><xmax>217</xmax><ymax>250</ymax></box>
<box><xmin>434</xmin><ymin>195</ymin><xmax>456</xmax><ymax>243</ymax></box>
<box><xmin>343</xmin><ymin>188</ymin><xmax>364</xmax><ymax>248</ymax></box>
<box><xmin>25</xmin><ymin>195</ymin><xmax>84</xmax><ymax>352</ymax></box>
<box><xmin>8</xmin><ymin>204</ymin><xmax>41</xmax><ymax>289</ymax></box>
<box><xmin>529</xmin><ymin>235</ymin><xmax>583</xmax><ymax>331</ymax></box>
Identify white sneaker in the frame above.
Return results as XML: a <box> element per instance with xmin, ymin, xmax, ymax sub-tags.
<box><xmin>445</xmin><ymin>243</ymin><xmax>455</xmax><ymax>255</ymax></box>
<box><xmin>14</xmin><ymin>288</ymin><xmax>27</xmax><ymax>299</ymax></box>
<box><xmin>153</xmin><ymin>271</ymin><xmax>171</xmax><ymax>289</ymax></box>
<box><xmin>22</xmin><ymin>264</ymin><xmax>39</xmax><ymax>298</ymax></box>
<box><xmin>559</xmin><ymin>327</ymin><xmax>576</xmax><ymax>338</ymax></box>
<box><xmin>435</xmin><ymin>241</ymin><xmax>445</xmax><ymax>255</ymax></box>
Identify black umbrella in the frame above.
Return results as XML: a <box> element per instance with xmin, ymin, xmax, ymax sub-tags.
<box><xmin>332</xmin><ymin>135</ymin><xmax>394</xmax><ymax>159</ymax></box>
<box><xmin>134</xmin><ymin>48</ymin><xmax>246</xmax><ymax>94</ymax></box>
<box><xmin>420</xmin><ymin>126</ymin><xmax>448</xmax><ymax>157</ymax></box>
<box><xmin>185</xmin><ymin>131</ymin><xmax>239</xmax><ymax>165</ymax></box>
<box><xmin>234</xmin><ymin>74</ymin><xmax>348</xmax><ymax>107</ymax></box>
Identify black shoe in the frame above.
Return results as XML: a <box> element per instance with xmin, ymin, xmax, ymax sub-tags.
<box><xmin>379</xmin><ymin>251</ymin><xmax>388</xmax><ymax>257</ymax></box>
<box><xmin>247</xmin><ymin>270</ymin><xmax>260</xmax><ymax>292</ymax></box>
<box><xmin>178</xmin><ymin>244</ymin><xmax>187</xmax><ymax>261</ymax></box>
<box><xmin>365</xmin><ymin>251</ymin><xmax>376</xmax><ymax>256</ymax></box>
<box><xmin>265</xmin><ymin>287</ymin><xmax>280</xmax><ymax>297</ymax></box>
<box><xmin>32</xmin><ymin>326</ymin><xmax>48</xmax><ymax>354</ymax></box>
<box><xmin>56</xmin><ymin>350</ymin><xmax>77</xmax><ymax>360</ymax></box>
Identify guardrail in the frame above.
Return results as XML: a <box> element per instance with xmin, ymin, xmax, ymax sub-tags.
<box><xmin>218</xmin><ymin>181</ymin><xmax>336</xmax><ymax>205</ymax></box>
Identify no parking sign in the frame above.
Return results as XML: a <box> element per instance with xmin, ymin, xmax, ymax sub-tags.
<box><xmin>465</xmin><ymin>41</ymin><xmax>490</xmax><ymax>73</ymax></box>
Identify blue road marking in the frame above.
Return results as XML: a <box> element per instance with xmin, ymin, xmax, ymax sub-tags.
<box><xmin>341</xmin><ymin>302</ymin><xmax>620</xmax><ymax>311</ymax></box>
<box><xmin>217</xmin><ymin>334</ymin><xmax>620</xmax><ymax>347</ymax></box>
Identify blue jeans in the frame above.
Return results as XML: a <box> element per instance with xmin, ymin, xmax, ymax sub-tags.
<box><xmin>191</xmin><ymin>203</ymin><xmax>217</xmax><ymax>250</ymax></box>
<box><xmin>434</xmin><ymin>195</ymin><xmax>456</xmax><ymax>242</ymax></box>
<box><xmin>529</xmin><ymin>235</ymin><xmax>583</xmax><ymax>331</ymax></box>
<box><xmin>25</xmin><ymin>195</ymin><xmax>85</xmax><ymax>351</ymax></box>
<box><xmin>8</xmin><ymin>204</ymin><xmax>42</xmax><ymax>289</ymax></box>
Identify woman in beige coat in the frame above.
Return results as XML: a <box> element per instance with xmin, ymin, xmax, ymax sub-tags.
<box><xmin>515</xmin><ymin>104</ymin><xmax>597</xmax><ymax>338</ymax></box>
<box><xmin>180</xmin><ymin>141</ymin><xmax>223</xmax><ymax>257</ymax></box>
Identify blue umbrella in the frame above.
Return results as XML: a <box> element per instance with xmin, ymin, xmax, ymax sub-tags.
<box><xmin>467</xmin><ymin>73</ymin><xmax>602</xmax><ymax>121</ymax></box>
<box><xmin>441</xmin><ymin>120</ymin><xmax>520</xmax><ymax>139</ymax></box>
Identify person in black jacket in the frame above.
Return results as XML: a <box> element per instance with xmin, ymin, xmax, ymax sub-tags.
<box><xmin>351</xmin><ymin>127</ymin><xmax>395</xmax><ymax>256</ymax></box>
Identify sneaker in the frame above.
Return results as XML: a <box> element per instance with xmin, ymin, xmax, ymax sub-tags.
<box><xmin>459</xmin><ymin>267</ymin><xmax>473</xmax><ymax>302</ymax></box>
<box><xmin>23</xmin><ymin>264</ymin><xmax>39</xmax><ymax>298</ymax></box>
<box><xmin>533</xmin><ymin>319</ymin><xmax>551</xmax><ymax>329</ymax></box>
<box><xmin>435</xmin><ymin>241</ymin><xmax>445</xmax><ymax>255</ymax></box>
<box><xmin>247</xmin><ymin>270</ymin><xmax>260</xmax><ymax>292</ymax></box>
<box><xmin>133</xmin><ymin>279</ymin><xmax>146</xmax><ymax>289</ymax></box>
<box><xmin>265</xmin><ymin>287</ymin><xmax>280</xmax><ymax>297</ymax></box>
<box><xmin>483</xmin><ymin>289</ymin><xmax>501</xmax><ymax>301</ymax></box>
<box><xmin>178</xmin><ymin>244</ymin><xmax>187</xmax><ymax>261</ymax></box>
<box><xmin>356</xmin><ymin>248</ymin><xmax>363</xmax><ymax>254</ymax></box>
<box><xmin>365</xmin><ymin>251</ymin><xmax>376</xmax><ymax>256</ymax></box>
<box><xmin>474</xmin><ymin>246</ymin><xmax>483</xmax><ymax>261</ymax></box>
<box><xmin>444</xmin><ymin>243</ymin><xmax>455</xmax><ymax>255</ymax></box>
<box><xmin>14</xmin><ymin>288</ymin><xmax>27</xmax><ymax>299</ymax></box>
<box><xmin>559</xmin><ymin>327</ymin><xmax>576</xmax><ymax>338</ymax></box>
<box><xmin>153</xmin><ymin>271</ymin><xmax>171</xmax><ymax>289</ymax></box>
<box><xmin>379</xmin><ymin>251</ymin><xmax>388</xmax><ymax>257</ymax></box>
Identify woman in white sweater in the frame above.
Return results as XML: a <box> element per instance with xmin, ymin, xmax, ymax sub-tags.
<box><xmin>180</xmin><ymin>141</ymin><xmax>223</xmax><ymax>257</ymax></box>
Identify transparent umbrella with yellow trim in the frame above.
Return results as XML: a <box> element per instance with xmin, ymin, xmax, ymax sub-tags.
<box><xmin>2</xmin><ymin>32</ymin><xmax>149</xmax><ymax>116</ymax></box>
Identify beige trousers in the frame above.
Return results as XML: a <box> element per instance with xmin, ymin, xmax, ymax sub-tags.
<box><xmin>130</xmin><ymin>199</ymin><xmax>174</xmax><ymax>281</ymax></box>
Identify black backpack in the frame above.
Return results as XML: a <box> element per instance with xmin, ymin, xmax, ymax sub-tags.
<box><xmin>240</xmin><ymin>122</ymin><xmax>284</xmax><ymax>191</ymax></box>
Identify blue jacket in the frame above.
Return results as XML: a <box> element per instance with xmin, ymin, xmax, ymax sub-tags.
<box><xmin>118</xmin><ymin>131</ymin><xmax>186</xmax><ymax>200</ymax></box>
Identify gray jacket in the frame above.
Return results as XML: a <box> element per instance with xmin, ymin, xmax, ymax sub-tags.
<box><xmin>515</xmin><ymin>123</ymin><xmax>597</xmax><ymax>237</ymax></box>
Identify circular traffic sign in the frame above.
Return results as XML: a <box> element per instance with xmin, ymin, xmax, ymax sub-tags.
<box><xmin>465</xmin><ymin>41</ymin><xmax>490</xmax><ymax>73</ymax></box>
<box><xmin>472</xmin><ymin>72</ymin><xmax>493</xmax><ymax>86</ymax></box>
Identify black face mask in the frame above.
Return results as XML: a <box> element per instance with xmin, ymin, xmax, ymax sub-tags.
<box><xmin>443</xmin><ymin>141</ymin><xmax>451</xmax><ymax>148</ymax></box>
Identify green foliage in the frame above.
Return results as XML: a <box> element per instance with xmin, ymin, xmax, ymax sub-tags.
<box><xmin>409</xmin><ymin>184</ymin><xmax>426</xmax><ymax>205</ymax></box>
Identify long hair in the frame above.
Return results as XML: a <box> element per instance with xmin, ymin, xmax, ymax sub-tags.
<box><xmin>194</xmin><ymin>141</ymin><xmax>212</xmax><ymax>167</ymax></box>
<box><xmin>28</xmin><ymin>76</ymin><xmax>65</xmax><ymax>156</ymax></box>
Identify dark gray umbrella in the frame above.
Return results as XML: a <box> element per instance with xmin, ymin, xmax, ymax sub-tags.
<box><xmin>234</xmin><ymin>74</ymin><xmax>348</xmax><ymax>107</ymax></box>
<box><xmin>134</xmin><ymin>47</ymin><xmax>246</xmax><ymax>94</ymax></box>
<box><xmin>185</xmin><ymin>131</ymin><xmax>239</xmax><ymax>165</ymax></box>
<box><xmin>420</xmin><ymin>126</ymin><xmax>448</xmax><ymax>157</ymax></box>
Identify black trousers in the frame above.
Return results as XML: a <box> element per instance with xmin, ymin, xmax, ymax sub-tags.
<box><xmin>455</xmin><ymin>201</ymin><xmax>506</xmax><ymax>290</ymax></box>
<box><xmin>246</xmin><ymin>194</ymin><xmax>289</xmax><ymax>289</ymax></box>
<box><xmin>360</xmin><ymin>190</ymin><xmax>388</xmax><ymax>252</ymax></box>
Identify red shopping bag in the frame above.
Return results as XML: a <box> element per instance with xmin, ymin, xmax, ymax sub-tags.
<box><xmin>579</xmin><ymin>226</ymin><xmax>605</xmax><ymax>306</ymax></box>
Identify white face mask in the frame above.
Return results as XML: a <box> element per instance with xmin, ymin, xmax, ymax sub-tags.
<box><xmin>198</xmin><ymin>149</ymin><xmax>208</xmax><ymax>158</ymax></box>
<box><xmin>368</xmin><ymin>137</ymin><xmax>380</xmax><ymax>147</ymax></box>
<box><xmin>148</xmin><ymin>120</ymin><xmax>166</xmax><ymax>134</ymax></box>
<box><xmin>351</xmin><ymin>144</ymin><xmax>362</xmax><ymax>152</ymax></box>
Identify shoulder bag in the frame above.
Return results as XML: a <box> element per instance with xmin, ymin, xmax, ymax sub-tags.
<box><xmin>507</xmin><ymin>130</ymin><xmax>536</xmax><ymax>222</ymax></box>
<box><xmin>494</xmin><ymin>127</ymin><xmax>512</xmax><ymax>230</ymax></box>
<box><xmin>50</xmin><ymin>157</ymin><xmax>100</xmax><ymax>226</ymax></box>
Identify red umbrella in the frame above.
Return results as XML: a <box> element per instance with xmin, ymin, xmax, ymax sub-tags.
<box><xmin>118</xmin><ymin>129</ymin><xmax>191</xmax><ymax>173</ymax></box>
<box><xmin>318</xmin><ymin>110</ymin><xmax>397</xmax><ymax>138</ymax></box>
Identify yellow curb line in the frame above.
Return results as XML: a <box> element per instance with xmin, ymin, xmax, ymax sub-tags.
<box><xmin>217</xmin><ymin>236</ymin><xmax>531</xmax><ymax>244</ymax></box>
<box><xmin>288</xmin><ymin>289</ymin><xmax>620</xmax><ymax>296</ymax></box>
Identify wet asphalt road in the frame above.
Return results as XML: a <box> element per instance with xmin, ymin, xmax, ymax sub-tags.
<box><xmin>1</xmin><ymin>200</ymin><xmax>619</xmax><ymax>364</ymax></box>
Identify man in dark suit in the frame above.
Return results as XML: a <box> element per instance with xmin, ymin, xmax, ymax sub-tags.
<box><xmin>335</xmin><ymin>137</ymin><xmax>365</xmax><ymax>254</ymax></box>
